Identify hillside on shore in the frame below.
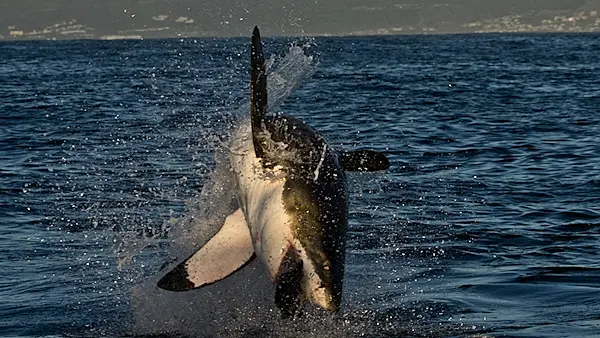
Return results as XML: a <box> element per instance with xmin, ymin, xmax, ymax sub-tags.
<box><xmin>2</xmin><ymin>0</ymin><xmax>600</xmax><ymax>40</ymax></box>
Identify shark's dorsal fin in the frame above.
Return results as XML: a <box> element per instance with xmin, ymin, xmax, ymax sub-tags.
<box><xmin>250</xmin><ymin>26</ymin><xmax>268</xmax><ymax>160</ymax></box>
<box><xmin>157</xmin><ymin>209</ymin><xmax>255</xmax><ymax>291</ymax></box>
<box><xmin>339</xmin><ymin>150</ymin><xmax>390</xmax><ymax>172</ymax></box>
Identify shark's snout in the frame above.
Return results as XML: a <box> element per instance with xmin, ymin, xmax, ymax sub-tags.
<box><xmin>308</xmin><ymin>282</ymin><xmax>340</xmax><ymax>313</ymax></box>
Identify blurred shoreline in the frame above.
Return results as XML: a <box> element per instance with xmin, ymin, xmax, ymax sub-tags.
<box><xmin>2</xmin><ymin>0</ymin><xmax>599</xmax><ymax>41</ymax></box>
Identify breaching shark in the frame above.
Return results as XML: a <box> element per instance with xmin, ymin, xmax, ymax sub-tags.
<box><xmin>157</xmin><ymin>26</ymin><xmax>389</xmax><ymax>317</ymax></box>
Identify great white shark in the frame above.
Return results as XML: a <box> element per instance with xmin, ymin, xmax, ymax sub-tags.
<box><xmin>157</xmin><ymin>26</ymin><xmax>390</xmax><ymax>317</ymax></box>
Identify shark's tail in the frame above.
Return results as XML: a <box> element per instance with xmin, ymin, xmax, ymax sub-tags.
<box><xmin>250</xmin><ymin>26</ymin><xmax>268</xmax><ymax>160</ymax></box>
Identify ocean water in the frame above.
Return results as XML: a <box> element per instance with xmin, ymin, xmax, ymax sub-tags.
<box><xmin>1</xmin><ymin>33</ymin><xmax>600</xmax><ymax>337</ymax></box>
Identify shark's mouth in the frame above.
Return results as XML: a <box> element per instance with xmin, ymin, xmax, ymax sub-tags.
<box><xmin>274</xmin><ymin>245</ymin><xmax>304</xmax><ymax>318</ymax></box>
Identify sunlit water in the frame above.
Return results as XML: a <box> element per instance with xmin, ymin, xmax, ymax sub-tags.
<box><xmin>1</xmin><ymin>33</ymin><xmax>600</xmax><ymax>337</ymax></box>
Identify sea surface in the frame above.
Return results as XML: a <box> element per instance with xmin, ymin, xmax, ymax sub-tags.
<box><xmin>1</xmin><ymin>33</ymin><xmax>600</xmax><ymax>337</ymax></box>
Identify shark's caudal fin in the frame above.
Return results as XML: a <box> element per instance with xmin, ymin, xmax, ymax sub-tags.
<box><xmin>157</xmin><ymin>209</ymin><xmax>255</xmax><ymax>291</ymax></box>
<box><xmin>250</xmin><ymin>26</ymin><xmax>268</xmax><ymax>160</ymax></box>
<box><xmin>339</xmin><ymin>150</ymin><xmax>390</xmax><ymax>172</ymax></box>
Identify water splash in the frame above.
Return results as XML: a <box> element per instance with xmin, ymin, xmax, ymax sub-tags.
<box><xmin>120</xmin><ymin>39</ymin><xmax>481</xmax><ymax>338</ymax></box>
<box><xmin>124</xmin><ymin>41</ymin><xmax>323</xmax><ymax>337</ymax></box>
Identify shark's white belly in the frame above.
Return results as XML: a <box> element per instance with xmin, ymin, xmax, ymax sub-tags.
<box><xmin>230</xmin><ymin>125</ymin><xmax>294</xmax><ymax>280</ymax></box>
<box><xmin>229</xmin><ymin>124</ymin><xmax>339</xmax><ymax>308</ymax></box>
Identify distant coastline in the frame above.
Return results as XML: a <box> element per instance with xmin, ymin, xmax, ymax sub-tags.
<box><xmin>3</xmin><ymin>31</ymin><xmax>600</xmax><ymax>43</ymax></box>
<box><xmin>3</xmin><ymin>29</ymin><xmax>600</xmax><ymax>42</ymax></box>
<box><xmin>1</xmin><ymin>3</ymin><xmax>599</xmax><ymax>41</ymax></box>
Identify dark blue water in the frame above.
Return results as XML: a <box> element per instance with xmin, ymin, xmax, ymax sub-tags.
<box><xmin>1</xmin><ymin>33</ymin><xmax>600</xmax><ymax>337</ymax></box>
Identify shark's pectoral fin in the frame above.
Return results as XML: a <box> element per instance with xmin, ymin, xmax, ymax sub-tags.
<box><xmin>157</xmin><ymin>208</ymin><xmax>255</xmax><ymax>291</ymax></box>
<box><xmin>339</xmin><ymin>150</ymin><xmax>390</xmax><ymax>172</ymax></box>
